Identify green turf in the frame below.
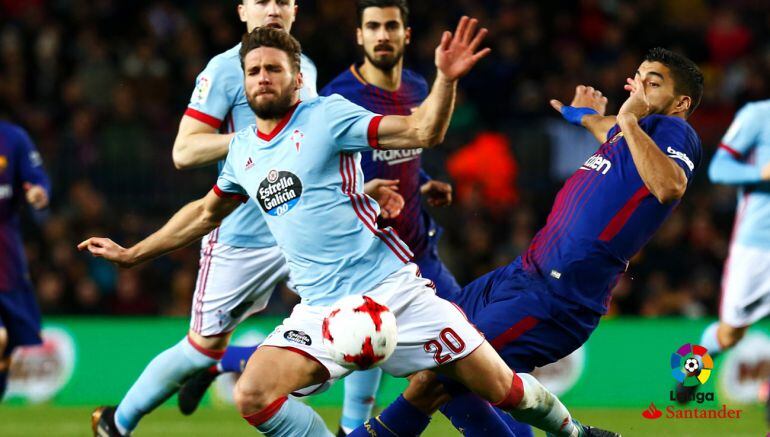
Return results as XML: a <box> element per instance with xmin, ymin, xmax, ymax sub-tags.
<box><xmin>0</xmin><ymin>405</ymin><xmax>766</xmax><ymax>436</ymax></box>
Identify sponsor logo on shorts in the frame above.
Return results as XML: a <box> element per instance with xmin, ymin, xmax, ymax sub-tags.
<box><xmin>257</xmin><ymin>170</ymin><xmax>302</xmax><ymax>216</ymax></box>
<box><xmin>284</xmin><ymin>330</ymin><xmax>312</xmax><ymax>345</ymax></box>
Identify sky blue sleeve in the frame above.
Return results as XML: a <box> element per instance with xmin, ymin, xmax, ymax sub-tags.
<box><xmin>644</xmin><ymin>116</ymin><xmax>699</xmax><ymax>181</ymax></box>
<box><xmin>299</xmin><ymin>54</ymin><xmax>318</xmax><ymax>100</ymax></box>
<box><xmin>322</xmin><ymin>94</ymin><xmax>383</xmax><ymax>153</ymax></box>
<box><xmin>720</xmin><ymin>104</ymin><xmax>761</xmax><ymax>158</ymax></box>
<box><xmin>214</xmin><ymin>143</ymin><xmax>248</xmax><ymax>202</ymax></box>
<box><xmin>185</xmin><ymin>56</ymin><xmax>237</xmax><ymax>129</ymax></box>
<box><xmin>709</xmin><ymin>104</ymin><xmax>764</xmax><ymax>185</ymax></box>
<box><xmin>14</xmin><ymin>126</ymin><xmax>50</xmax><ymax>195</ymax></box>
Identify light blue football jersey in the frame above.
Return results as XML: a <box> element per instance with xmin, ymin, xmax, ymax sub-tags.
<box><xmin>215</xmin><ymin>95</ymin><xmax>413</xmax><ymax>306</ymax></box>
<box><xmin>710</xmin><ymin>100</ymin><xmax>770</xmax><ymax>249</ymax></box>
<box><xmin>186</xmin><ymin>43</ymin><xmax>317</xmax><ymax>248</ymax></box>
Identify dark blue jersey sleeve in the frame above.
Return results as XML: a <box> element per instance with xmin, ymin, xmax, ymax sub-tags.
<box><xmin>14</xmin><ymin>126</ymin><xmax>51</xmax><ymax>195</ymax></box>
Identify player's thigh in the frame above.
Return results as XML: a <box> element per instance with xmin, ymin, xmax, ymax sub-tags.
<box><xmin>434</xmin><ymin>340</ymin><xmax>513</xmax><ymax>404</ymax></box>
<box><xmin>720</xmin><ymin>243</ymin><xmax>770</xmax><ymax>327</ymax></box>
<box><xmin>236</xmin><ymin>345</ymin><xmax>329</xmax><ymax>404</ymax></box>
<box><xmin>190</xmin><ymin>240</ymin><xmax>289</xmax><ymax>337</ymax></box>
<box><xmin>413</xmin><ymin>247</ymin><xmax>462</xmax><ymax>301</ymax></box>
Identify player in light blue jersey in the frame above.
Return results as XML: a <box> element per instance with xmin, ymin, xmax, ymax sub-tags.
<box><xmin>681</xmin><ymin>101</ymin><xmax>770</xmax><ymax>414</ymax></box>
<box><xmin>81</xmin><ymin>23</ymin><xmax>601</xmax><ymax>437</ymax></box>
<box><xmin>87</xmin><ymin>2</ymin><xmax>394</xmax><ymax>436</ymax></box>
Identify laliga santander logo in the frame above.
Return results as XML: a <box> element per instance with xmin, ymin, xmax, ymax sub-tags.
<box><xmin>671</xmin><ymin>343</ymin><xmax>713</xmax><ymax>387</ymax></box>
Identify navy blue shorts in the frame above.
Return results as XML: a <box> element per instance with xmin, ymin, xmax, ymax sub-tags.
<box><xmin>414</xmin><ymin>241</ymin><xmax>462</xmax><ymax>300</ymax></box>
<box><xmin>450</xmin><ymin>257</ymin><xmax>601</xmax><ymax>373</ymax></box>
<box><xmin>0</xmin><ymin>284</ymin><xmax>42</xmax><ymax>356</ymax></box>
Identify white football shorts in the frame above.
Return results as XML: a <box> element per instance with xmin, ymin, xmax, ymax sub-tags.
<box><xmin>720</xmin><ymin>242</ymin><xmax>770</xmax><ymax>327</ymax></box>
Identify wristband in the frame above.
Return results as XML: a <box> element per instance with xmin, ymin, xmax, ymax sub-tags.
<box><xmin>560</xmin><ymin>106</ymin><xmax>598</xmax><ymax>126</ymax></box>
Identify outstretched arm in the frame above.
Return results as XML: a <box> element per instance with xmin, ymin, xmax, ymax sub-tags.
<box><xmin>376</xmin><ymin>17</ymin><xmax>490</xmax><ymax>150</ymax></box>
<box><xmin>78</xmin><ymin>189</ymin><xmax>242</xmax><ymax>267</ymax></box>
<box><xmin>551</xmin><ymin>85</ymin><xmax>616</xmax><ymax>143</ymax></box>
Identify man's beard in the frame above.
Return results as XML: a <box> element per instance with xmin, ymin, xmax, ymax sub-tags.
<box><xmin>364</xmin><ymin>45</ymin><xmax>404</xmax><ymax>72</ymax></box>
<box><xmin>247</xmin><ymin>89</ymin><xmax>295</xmax><ymax>120</ymax></box>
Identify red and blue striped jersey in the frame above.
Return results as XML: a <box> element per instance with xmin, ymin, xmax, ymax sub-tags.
<box><xmin>0</xmin><ymin>121</ymin><xmax>50</xmax><ymax>292</ymax></box>
<box><xmin>523</xmin><ymin>115</ymin><xmax>702</xmax><ymax>314</ymax></box>
<box><xmin>320</xmin><ymin>65</ymin><xmax>432</xmax><ymax>258</ymax></box>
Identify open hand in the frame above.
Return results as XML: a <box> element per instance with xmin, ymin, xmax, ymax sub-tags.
<box><xmin>77</xmin><ymin>237</ymin><xmax>137</xmax><ymax>267</ymax></box>
<box><xmin>550</xmin><ymin>85</ymin><xmax>608</xmax><ymax>116</ymax></box>
<box><xmin>421</xmin><ymin>180</ymin><xmax>452</xmax><ymax>207</ymax></box>
<box><xmin>435</xmin><ymin>16</ymin><xmax>491</xmax><ymax>81</ymax></box>
<box><xmin>364</xmin><ymin>179</ymin><xmax>404</xmax><ymax>219</ymax></box>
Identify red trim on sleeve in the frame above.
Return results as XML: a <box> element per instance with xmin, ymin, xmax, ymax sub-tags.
<box><xmin>367</xmin><ymin>115</ymin><xmax>384</xmax><ymax>149</ymax></box>
<box><xmin>213</xmin><ymin>184</ymin><xmax>248</xmax><ymax>203</ymax></box>
<box><xmin>242</xmin><ymin>396</ymin><xmax>288</xmax><ymax>426</ymax></box>
<box><xmin>184</xmin><ymin>108</ymin><xmax>223</xmax><ymax>129</ymax></box>
<box><xmin>598</xmin><ymin>186</ymin><xmax>651</xmax><ymax>242</ymax></box>
<box><xmin>186</xmin><ymin>335</ymin><xmax>226</xmax><ymax>360</ymax></box>
<box><xmin>719</xmin><ymin>143</ymin><xmax>743</xmax><ymax>160</ymax></box>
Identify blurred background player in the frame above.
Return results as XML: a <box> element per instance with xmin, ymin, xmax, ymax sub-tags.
<box><xmin>89</xmin><ymin>1</ymin><xmax>324</xmax><ymax>435</ymax></box>
<box><xmin>0</xmin><ymin>118</ymin><xmax>50</xmax><ymax>401</ymax></box>
<box><xmin>681</xmin><ymin>100</ymin><xmax>770</xmax><ymax>418</ymax></box>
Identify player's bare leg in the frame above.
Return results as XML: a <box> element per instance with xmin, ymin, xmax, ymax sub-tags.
<box><xmin>434</xmin><ymin>341</ymin><xmax>619</xmax><ymax>437</ymax></box>
<box><xmin>234</xmin><ymin>346</ymin><xmax>333</xmax><ymax>436</ymax></box>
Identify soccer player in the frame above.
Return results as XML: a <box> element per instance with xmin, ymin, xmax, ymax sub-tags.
<box><xmin>349</xmin><ymin>47</ymin><xmax>703</xmax><ymax>436</ymax></box>
<box><xmin>0</xmin><ymin>120</ymin><xmax>50</xmax><ymax>401</ymax></box>
<box><xmin>680</xmin><ymin>100</ymin><xmax>770</xmax><ymax>412</ymax></box>
<box><xmin>88</xmin><ymin>1</ymin><xmax>363</xmax><ymax>435</ymax></box>
<box><xmin>81</xmin><ymin>23</ymin><xmax>608</xmax><ymax>437</ymax></box>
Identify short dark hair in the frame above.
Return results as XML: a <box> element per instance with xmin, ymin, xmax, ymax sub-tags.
<box><xmin>239</xmin><ymin>27</ymin><xmax>302</xmax><ymax>73</ymax></box>
<box><xmin>644</xmin><ymin>47</ymin><xmax>704</xmax><ymax>116</ymax></box>
<box><xmin>357</xmin><ymin>0</ymin><xmax>409</xmax><ymax>26</ymax></box>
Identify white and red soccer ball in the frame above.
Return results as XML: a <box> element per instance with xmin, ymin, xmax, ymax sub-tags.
<box><xmin>322</xmin><ymin>295</ymin><xmax>397</xmax><ymax>370</ymax></box>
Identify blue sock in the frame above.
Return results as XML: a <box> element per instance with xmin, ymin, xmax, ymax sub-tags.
<box><xmin>0</xmin><ymin>370</ymin><xmax>6</xmax><ymax>401</ymax></box>
<box><xmin>439</xmin><ymin>390</ymin><xmax>517</xmax><ymax>435</ymax></box>
<box><xmin>348</xmin><ymin>395</ymin><xmax>431</xmax><ymax>437</ymax></box>
<box><xmin>495</xmin><ymin>408</ymin><xmax>535</xmax><ymax>437</ymax></box>
<box><xmin>340</xmin><ymin>367</ymin><xmax>382</xmax><ymax>432</ymax></box>
<box><xmin>700</xmin><ymin>322</ymin><xmax>723</xmax><ymax>358</ymax></box>
<box><xmin>252</xmin><ymin>397</ymin><xmax>333</xmax><ymax>436</ymax></box>
<box><xmin>218</xmin><ymin>344</ymin><xmax>258</xmax><ymax>373</ymax></box>
<box><xmin>114</xmin><ymin>337</ymin><xmax>220</xmax><ymax>433</ymax></box>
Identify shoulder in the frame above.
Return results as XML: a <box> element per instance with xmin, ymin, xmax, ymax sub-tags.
<box><xmin>200</xmin><ymin>44</ymin><xmax>242</xmax><ymax>78</ymax></box>
<box><xmin>641</xmin><ymin>114</ymin><xmax>693</xmax><ymax>135</ymax></box>
<box><xmin>230</xmin><ymin>125</ymin><xmax>256</xmax><ymax>150</ymax></box>
<box><xmin>736</xmin><ymin>100</ymin><xmax>770</xmax><ymax>121</ymax></box>
<box><xmin>0</xmin><ymin>121</ymin><xmax>31</xmax><ymax>147</ymax></box>
<box><xmin>402</xmin><ymin>68</ymin><xmax>429</xmax><ymax>93</ymax></box>
<box><xmin>320</xmin><ymin>67</ymin><xmax>360</xmax><ymax>97</ymax></box>
<box><xmin>300</xmin><ymin>53</ymin><xmax>317</xmax><ymax>70</ymax></box>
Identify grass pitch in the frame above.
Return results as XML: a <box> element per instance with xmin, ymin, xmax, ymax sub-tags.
<box><xmin>0</xmin><ymin>404</ymin><xmax>766</xmax><ymax>436</ymax></box>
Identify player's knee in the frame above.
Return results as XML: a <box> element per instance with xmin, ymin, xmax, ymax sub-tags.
<box><xmin>718</xmin><ymin>324</ymin><xmax>747</xmax><ymax>348</ymax></box>
<box><xmin>233</xmin><ymin>377</ymin><xmax>278</xmax><ymax>415</ymax></box>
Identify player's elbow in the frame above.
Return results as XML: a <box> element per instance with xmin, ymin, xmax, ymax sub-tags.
<box><xmin>653</xmin><ymin>180</ymin><xmax>686</xmax><ymax>204</ymax></box>
<box><xmin>416</xmin><ymin>130</ymin><xmax>444</xmax><ymax>149</ymax></box>
<box><xmin>172</xmin><ymin>146</ymin><xmax>194</xmax><ymax>170</ymax></box>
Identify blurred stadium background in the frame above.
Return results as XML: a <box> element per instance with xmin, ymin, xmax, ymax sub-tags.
<box><xmin>1</xmin><ymin>0</ymin><xmax>770</xmax><ymax>435</ymax></box>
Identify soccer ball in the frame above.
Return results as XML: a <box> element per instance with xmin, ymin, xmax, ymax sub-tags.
<box><xmin>322</xmin><ymin>295</ymin><xmax>397</xmax><ymax>370</ymax></box>
<box><xmin>684</xmin><ymin>357</ymin><xmax>700</xmax><ymax>373</ymax></box>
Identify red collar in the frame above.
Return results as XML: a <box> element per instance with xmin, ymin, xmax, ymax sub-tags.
<box><xmin>257</xmin><ymin>101</ymin><xmax>301</xmax><ymax>141</ymax></box>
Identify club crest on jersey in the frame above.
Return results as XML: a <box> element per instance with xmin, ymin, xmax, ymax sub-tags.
<box><xmin>580</xmin><ymin>154</ymin><xmax>612</xmax><ymax>174</ymax></box>
<box><xmin>258</xmin><ymin>170</ymin><xmax>303</xmax><ymax>216</ymax></box>
<box><xmin>290</xmin><ymin>129</ymin><xmax>304</xmax><ymax>152</ymax></box>
<box><xmin>372</xmin><ymin>148</ymin><xmax>422</xmax><ymax>165</ymax></box>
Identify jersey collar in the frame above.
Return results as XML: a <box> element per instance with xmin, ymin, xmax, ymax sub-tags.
<box><xmin>257</xmin><ymin>101</ymin><xmax>301</xmax><ymax>142</ymax></box>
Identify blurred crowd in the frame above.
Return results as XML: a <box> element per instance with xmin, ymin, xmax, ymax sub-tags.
<box><xmin>1</xmin><ymin>0</ymin><xmax>768</xmax><ymax>318</ymax></box>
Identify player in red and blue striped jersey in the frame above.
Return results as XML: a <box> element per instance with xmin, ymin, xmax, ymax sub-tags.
<box><xmin>320</xmin><ymin>1</ymin><xmax>481</xmax><ymax>434</ymax></box>
<box><xmin>350</xmin><ymin>47</ymin><xmax>702</xmax><ymax>437</ymax></box>
<box><xmin>0</xmin><ymin>120</ymin><xmax>50</xmax><ymax>401</ymax></box>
